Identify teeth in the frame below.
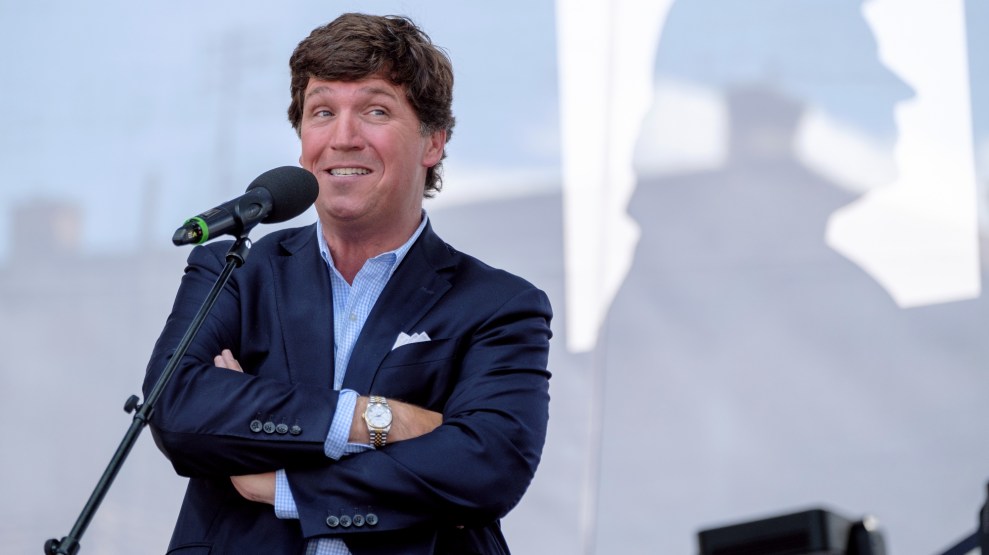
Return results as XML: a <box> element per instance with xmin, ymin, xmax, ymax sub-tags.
<box><xmin>330</xmin><ymin>167</ymin><xmax>370</xmax><ymax>176</ymax></box>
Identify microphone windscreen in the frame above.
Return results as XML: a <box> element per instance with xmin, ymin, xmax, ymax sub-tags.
<box><xmin>247</xmin><ymin>166</ymin><xmax>319</xmax><ymax>223</ymax></box>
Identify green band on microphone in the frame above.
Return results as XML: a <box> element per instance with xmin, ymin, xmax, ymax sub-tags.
<box><xmin>188</xmin><ymin>217</ymin><xmax>209</xmax><ymax>244</ymax></box>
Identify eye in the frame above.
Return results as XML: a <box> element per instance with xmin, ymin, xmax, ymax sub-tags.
<box><xmin>368</xmin><ymin>108</ymin><xmax>388</xmax><ymax>117</ymax></box>
<box><xmin>314</xmin><ymin>109</ymin><xmax>333</xmax><ymax>117</ymax></box>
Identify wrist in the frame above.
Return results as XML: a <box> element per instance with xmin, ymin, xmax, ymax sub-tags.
<box><xmin>362</xmin><ymin>395</ymin><xmax>393</xmax><ymax>447</ymax></box>
<box><xmin>350</xmin><ymin>396</ymin><xmax>369</xmax><ymax>443</ymax></box>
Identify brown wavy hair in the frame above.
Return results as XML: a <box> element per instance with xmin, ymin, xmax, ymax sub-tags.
<box><xmin>288</xmin><ymin>13</ymin><xmax>456</xmax><ymax>197</ymax></box>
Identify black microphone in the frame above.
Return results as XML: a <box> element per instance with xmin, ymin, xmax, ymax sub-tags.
<box><xmin>172</xmin><ymin>166</ymin><xmax>318</xmax><ymax>246</ymax></box>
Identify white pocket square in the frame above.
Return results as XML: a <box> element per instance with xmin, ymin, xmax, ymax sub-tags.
<box><xmin>391</xmin><ymin>331</ymin><xmax>431</xmax><ymax>351</ymax></box>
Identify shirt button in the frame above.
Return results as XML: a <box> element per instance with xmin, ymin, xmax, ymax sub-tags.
<box><xmin>349</xmin><ymin>312</ymin><xmax>357</xmax><ymax>322</ymax></box>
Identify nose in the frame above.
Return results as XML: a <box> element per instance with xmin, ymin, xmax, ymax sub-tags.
<box><xmin>329</xmin><ymin>113</ymin><xmax>364</xmax><ymax>151</ymax></box>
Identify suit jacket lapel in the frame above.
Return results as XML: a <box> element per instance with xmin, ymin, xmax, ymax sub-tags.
<box><xmin>343</xmin><ymin>223</ymin><xmax>455</xmax><ymax>394</ymax></box>
<box><xmin>271</xmin><ymin>224</ymin><xmax>335</xmax><ymax>389</ymax></box>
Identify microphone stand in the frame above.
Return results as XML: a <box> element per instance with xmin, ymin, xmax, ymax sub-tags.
<box><xmin>934</xmin><ymin>482</ymin><xmax>989</xmax><ymax>555</ymax></box>
<box><xmin>44</xmin><ymin>234</ymin><xmax>254</xmax><ymax>555</ymax></box>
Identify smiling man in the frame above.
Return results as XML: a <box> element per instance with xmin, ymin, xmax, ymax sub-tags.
<box><xmin>145</xmin><ymin>13</ymin><xmax>553</xmax><ymax>555</ymax></box>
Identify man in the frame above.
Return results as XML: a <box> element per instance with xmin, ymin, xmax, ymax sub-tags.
<box><xmin>145</xmin><ymin>13</ymin><xmax>552</xmax><ymax>555</ymax></box>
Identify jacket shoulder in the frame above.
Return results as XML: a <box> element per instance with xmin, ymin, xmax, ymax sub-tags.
<box><xmin>195</xmin><ymin>224</ymin><xmax>317</xmax><ymax>261</ymax></box>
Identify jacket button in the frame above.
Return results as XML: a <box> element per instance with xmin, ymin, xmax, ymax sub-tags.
<box><xmin>289</xmin><ymin>425</ymin><xmax>303</xmax><ymax>436</ymax></box>
<box><xmin>325</xmin><ymin>515</ymin><xmax>340</xmax><ymax>528</ymax></box>
<box><xmin>275</xmin><ymin>423</ymin><xmax>289</xmax><ymax>434</ymax></box>
<box><xmin>365</xmin><ymin>513</ymin><xmax>379</xmax><ymax>526</ymax></box>
<box><xmin>353</xmin><ymin>514</ymin><xmax>365</xmax><ymax>527</ymax></box>
<box><xmin>249</xmin><ymin>420</ymin><xmax>263</xmax><ymax>433</ymax></box>
<box><xmin>340</xmin><ymin>515</ymin><xmax>352</xmax><ymax>528</ymax></box>
<box><xmin>263</xmin><ymin>421</ymin><xmax>276</xmax><ymax>434</ymax></box>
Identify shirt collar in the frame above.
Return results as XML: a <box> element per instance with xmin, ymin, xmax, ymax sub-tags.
<box><xmin>316</xmin><ymin>210</ymin><xmax>429</xmax><ymax>277</ymax></box>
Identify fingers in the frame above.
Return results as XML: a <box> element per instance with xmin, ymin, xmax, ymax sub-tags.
<box><xmin>230</xmin><ymin>472</ymin><xmax>276</xmax><ymax>505</ymax></box>
<box><xmin>213</xmin><ymin>348</ymin><xmax>244</xmax><ymax>372</ymax></box>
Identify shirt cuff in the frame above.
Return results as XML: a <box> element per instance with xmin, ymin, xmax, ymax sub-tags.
<box><xmin>325</xmin><ymin>389</ymin><xmax>374</xmax><ymax>458</ymax></box>
<box><xmin>273</xmin><ymin>469</ymin><xmax>299</xmax><ymax>519</ymax></box>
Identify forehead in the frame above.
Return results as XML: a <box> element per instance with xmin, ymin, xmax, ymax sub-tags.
<box><xmin>303</xmin><ymin>77</ymin><xmax>406</xmax><ymax>103</ymax></box>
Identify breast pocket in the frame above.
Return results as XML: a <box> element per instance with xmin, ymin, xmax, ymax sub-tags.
<box><xmin>373</xmin><ymin>337</ymin><xmax>460</xmax><ymax>410</ymax></box>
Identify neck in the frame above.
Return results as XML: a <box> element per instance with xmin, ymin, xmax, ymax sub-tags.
<box><xmin>321</xmin><ymin>211</ymin><xmax>421</xmax><ymax>284</ymax></box>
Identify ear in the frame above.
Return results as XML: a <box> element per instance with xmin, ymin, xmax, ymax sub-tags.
<box><xmin>421</xmin><ymin>129</ymin><xmax>447</xmax><ymax>168</ymax></box>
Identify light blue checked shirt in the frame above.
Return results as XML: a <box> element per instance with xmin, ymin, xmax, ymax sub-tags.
<box><xmin>273</xmin><ymin>213</ymin><xmax>429</xmax><ymax>555</ymax></box>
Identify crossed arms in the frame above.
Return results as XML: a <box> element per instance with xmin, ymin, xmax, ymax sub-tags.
<box><xmin>144</xmin><ymin>237</ymin><xmax>552</xmax><ymax>536</ymax></box>
<box><xmin>215</xmin><ymin>348</ymin><xmax>444</xmax><ymax>505</ymax></box>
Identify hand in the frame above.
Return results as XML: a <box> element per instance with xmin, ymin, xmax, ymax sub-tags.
<box><xmin>391</xmin><ymin>400</ymin><xmax>444</xmax><ymax>441</ymax></box>
<box><xmin>214</xmin><ymin>349</ymin><xmax>243</xmax><ymax>372</ymax></box>
<box><xmin>231</xmin><ymin>472</ymin><xmax>276</xmax><ymax>505</ymax></box>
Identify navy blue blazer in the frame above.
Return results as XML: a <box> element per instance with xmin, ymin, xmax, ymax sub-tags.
<box><xmin>144</xmin><ymin>221</ymin><xmax>552</xmax><ymax>555</ymax></box>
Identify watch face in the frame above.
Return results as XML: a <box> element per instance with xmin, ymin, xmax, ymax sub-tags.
<box><xmin>367</xmin><ymin>403</ymin><xmax>392</xmax><ymax>428</ymax></box>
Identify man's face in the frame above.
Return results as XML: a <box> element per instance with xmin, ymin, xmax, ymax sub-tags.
<box><xmin>298</xmin><ymin>76</ymin><xmax>445</xmax><ymax>232</ymax></box>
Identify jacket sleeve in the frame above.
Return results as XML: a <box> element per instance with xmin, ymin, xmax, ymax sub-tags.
<box><xmin>144</xmin><ymin>243</ymin><xmax>337</xmax><ymax>477</ymax></box>
<box><xmin>286</xmin><ymin>285</ymin><xmax>552</xmax><ymax>539</ymax></box>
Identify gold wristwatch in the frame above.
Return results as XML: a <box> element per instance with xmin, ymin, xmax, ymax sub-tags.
<box><xmin>363</xmin><ymin>395</ymin><xmax>392</xmax><ymax>448</ymax></box>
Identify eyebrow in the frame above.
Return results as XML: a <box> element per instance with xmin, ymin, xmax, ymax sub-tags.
<box><xmin>304</xmin><ymin>85</ymin><xmax>400</xmax><ymax>102</ymax></box>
